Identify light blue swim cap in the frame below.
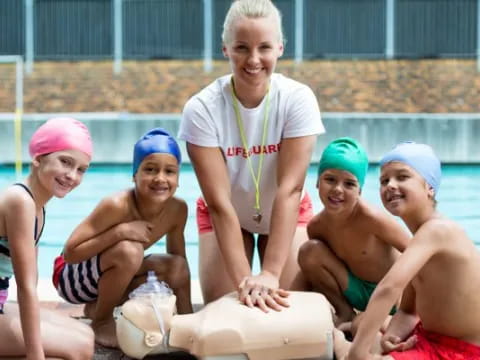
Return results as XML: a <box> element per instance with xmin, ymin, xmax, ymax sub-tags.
<box><xmin>132</xmin><ymin>128</ymin><xmax>182</xmax><ymax>175</ymax></box>
<box><xmin>318</xmin><ymin>137</ymin><xmax>369</xmax><ymax>188</ymax></box>
<box><xmin>380</xmin><ymin>141</ymin><xmax>441</xmax><ymax>195</ymax></box>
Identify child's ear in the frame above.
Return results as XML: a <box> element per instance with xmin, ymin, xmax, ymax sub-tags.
<box><xmin>32</xmin><ymin>155</ymin><xmax>41</xmax><ymax>167</ymax></box>
<box><xmin>278</xmin><ymin>42</ymin><xmax>284</xmax><ymax>57</ymax></box>
<box><xmin>427</xmin><ymin>184</ymin><xmax>435</xmax><ymax>199</ymax></box>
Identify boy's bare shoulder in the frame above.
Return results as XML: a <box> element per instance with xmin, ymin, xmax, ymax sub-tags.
<box><xmin>99</xmin><ymin>189</ymin><xmax>130</xmax><ymax>205</ymax></box>
<box><xmin>356</xmin><ymin>198</ymin><xmax>383</xmax><ymax>219</ymax></box>
<box><xmin>417</xmin><ymin>216</ymin><xmax>463</xmax><ymax>244</ymax></box>
<box><xmin>170</xmin><ymin>196</ymin><xmax>187</xmax><ymax>207</ymax></box>
<box><xmin>401</xmin><ymin>216</ymin><xmax>475</xmax><ymax>263</ymax></box>
<box><xmin>354</xmin><ymin>200</ymin><xmax>410</xmax><ymax>251</ymax></box>
<box><xmin>307</xmin><ymin>210</ymin><xmax>327</xmax><ymax>238</ymax></box>
<box><xmin>94</xmin><ymin>189</ymin><xmax>134</xmax><ymax>215</ymax></box>
<box><xmin>310</xmin><ymin>210</ymin><xmax>326</xmax><ymax>224</ymax></box>
<box><xmin>356</xmin><ymin>199</ymin><xmax>399</xmax><ymax>227</ymax></box>
<box><xmin>148</xmin><ymin>197</ymin><xmax>187</xmax><ymax>231</ymax></box>
<box><xmin>168</xmin><ymin>196</ymin><xmax>188</xmax><ymax>216</ymax></box>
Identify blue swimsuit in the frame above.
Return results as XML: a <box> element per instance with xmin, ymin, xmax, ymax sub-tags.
<box><xmin>0</xmin><ymin>183</ymin><xmax>45</xmax><ymax>314</ymax></box>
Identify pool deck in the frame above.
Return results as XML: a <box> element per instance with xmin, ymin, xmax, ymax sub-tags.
<box><xmin>8</xmin><ymin>278</ymin><xmax>203</xmax><ymax>360</ymax></box>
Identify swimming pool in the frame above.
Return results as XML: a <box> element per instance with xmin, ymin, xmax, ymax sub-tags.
<box><xmin>1</xmin><ymin>164</ymin><xmax>479</xmax><ymax>278</ymax></box>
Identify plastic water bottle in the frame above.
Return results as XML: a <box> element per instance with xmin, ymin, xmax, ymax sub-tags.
<box><xmin>129</xmin><ymin>271</ymin><xmax>173</xmax><ymax>299</ymax></box>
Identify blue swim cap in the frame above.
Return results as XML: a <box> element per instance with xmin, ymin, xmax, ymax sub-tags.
<box><xmin>380</xmin><ymin>142</ymin><xmax>441</xmax><ymax>195</ymax></box>
<box><xmin>132</xmin><ymin>128</ymin><xmax>182</xmax><ymax>175</ymax></box>
<box><xmin>318</xmin><ymin>137</ymin><xmax>369</xmax><ymax>188</ymax></box>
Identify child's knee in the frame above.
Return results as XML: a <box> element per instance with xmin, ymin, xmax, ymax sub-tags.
<box><xmin>165</xmin><ymin>255</ymin><xmax>190</xmax><ymax>288</ymax></box>
<box><xmin>298</xmin><ymin>239</ymin><xmax>327</xmax><ymax>271</ymax></box>
<box><xmin>108</xmin><ymin>240</ymin><xmax>144</xmax><ymax>269</ymax></box>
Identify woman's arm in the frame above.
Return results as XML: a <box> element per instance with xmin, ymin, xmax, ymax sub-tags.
<box><xmin>253</xmin><ymin>84</ymin><xmax>320</xmax><ymax>289</ymax></box>
<box><xmin>187</xmin><ymin>143</ymin><xmax>252</xmax><ymax>287</ymax></box>
<box><xmin>239</xmin><ymin>135</ymin><xmax>316</xmax><ymax>311</ymax></box>
<box><xmin>262</xmin><ymin>135</ymin><xmax>316</xmax><ymax>277</ymax></box>
<box><xmin>6</xmin><ymin>191</ymin><xmax>44</xmax><ymax>359</ymax></box>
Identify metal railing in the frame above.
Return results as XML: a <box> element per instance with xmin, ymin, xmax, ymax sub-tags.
<box><xmin>0</xmin><ymin>0</ymin><xmax>478</xmax><ymax>73</ymax></box>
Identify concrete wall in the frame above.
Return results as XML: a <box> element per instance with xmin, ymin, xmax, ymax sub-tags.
<box><xmin>1</xmin><ymin>112</ymin><xmax>480</xmax><ymax>164</ymax></box>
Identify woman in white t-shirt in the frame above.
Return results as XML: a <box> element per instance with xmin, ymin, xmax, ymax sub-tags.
<box><xmin>178</xmin><ymin>0</ymin><xmax>324</xmax><ymax>311</ymax></box>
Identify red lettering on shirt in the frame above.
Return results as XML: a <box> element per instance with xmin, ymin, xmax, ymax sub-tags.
<box><xmin>225</xmin><ymin>143</ymin><xmax>282</xmax><ymax>157</ymax></box>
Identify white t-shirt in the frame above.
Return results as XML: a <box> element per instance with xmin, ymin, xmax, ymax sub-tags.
<box><xmin>179</xmin><ymin>73</ymin><xmax>325</xmax><ymax>234</ymax></box>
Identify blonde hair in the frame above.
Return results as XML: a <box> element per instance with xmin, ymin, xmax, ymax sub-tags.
<box><xmin>222</xmin><ymin>0</ymin><xmax>284</xmax><ymax>45</ymax></box>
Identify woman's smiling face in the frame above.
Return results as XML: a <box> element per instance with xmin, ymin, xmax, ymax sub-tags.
<box><xmin>223</xmin><ymin>15</ymin><xmax>283</xmax><ymax>94</ymax></box>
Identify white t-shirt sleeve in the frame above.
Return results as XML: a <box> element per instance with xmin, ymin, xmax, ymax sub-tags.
<box><xmin>178</xmin><ymin>97</ymin><xmax>219</xmax><ymax>147</ymax></box>
<box><xmin>282</xmin><ymin>85</ymin><xmax>325</xmax><ymax>139</ymax></box>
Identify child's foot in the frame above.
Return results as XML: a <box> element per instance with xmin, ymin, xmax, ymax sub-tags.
<box><xmin>91</xmin><ymin>318</ymin><xmax>118</xmax><ymax>348</ymax></box>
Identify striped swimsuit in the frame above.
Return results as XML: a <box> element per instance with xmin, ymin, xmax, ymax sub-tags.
<box><xmin>0</xmin><ymin>183</ymin><xmax>45</xmax><ymax>314</ymax></box>
<box><xmin>52</xmin><ymin>253</ymin><xmax>102</xmax><ymax>304</ymax></box>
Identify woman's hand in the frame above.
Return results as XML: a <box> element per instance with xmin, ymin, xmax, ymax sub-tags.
<box><xmin>238</xmin><ymin>271</ymin><xmax>289</xmax><ymax>312</ymax></box>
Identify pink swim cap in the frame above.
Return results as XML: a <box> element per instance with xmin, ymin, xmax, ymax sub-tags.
<box><xmin>29</xmin><ymin>117</ymin><xmax>93</xmax><ymax>159</ymax></box>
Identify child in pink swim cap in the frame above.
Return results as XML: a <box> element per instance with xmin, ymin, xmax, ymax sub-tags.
<box><xmin>0</xmin><ymin>117</ymin><xmax>94</xmax><ymax>359</ymax></box>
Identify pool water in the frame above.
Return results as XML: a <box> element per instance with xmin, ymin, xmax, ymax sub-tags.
<box><xmin>0</xmin><ymin>164</ymin><xmax>479</xmax><ymax>278</ymax></box>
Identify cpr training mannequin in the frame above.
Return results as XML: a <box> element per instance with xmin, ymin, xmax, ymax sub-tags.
<box><xmin>116</xmin><ymin>272</ymin><xmax>334</xmax><ymax>360</ymax></box>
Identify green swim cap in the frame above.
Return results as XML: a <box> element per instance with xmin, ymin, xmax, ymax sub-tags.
<box><xmin>318</xmin><ymin>137</ymin><xmax>369</xmax><ymax>188</ymax></box>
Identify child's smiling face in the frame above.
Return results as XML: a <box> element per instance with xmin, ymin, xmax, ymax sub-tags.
<box><xmin>36</xmin><ymin>149</ymin><xmax>90</xmax><ymax>198</ymax></box>
<box><xmin>380</xmin><ymin>161</ymin><xmax>433</xmax><ymax>217</ymax></box>
<box><xmin>318</xmin><ymin>168</ymin><xmax>361</xmax><ymax>214</ymax></box>
<box><xmin>134</xmin><ymin>153</ymin><xmax>179</xmax><ymax>202</ymax></box>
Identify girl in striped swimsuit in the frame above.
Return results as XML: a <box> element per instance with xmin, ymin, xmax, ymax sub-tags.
<box><xmin>0</xmin><ymin>117</ymin><xmax>95</xmax><ymax>360</ymax></box>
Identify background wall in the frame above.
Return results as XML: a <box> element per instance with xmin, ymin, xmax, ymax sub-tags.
<box><xmin>1</xmin><ymin>59</ymin><xmax>479</xmax><ymax>114</ymax></box>
<box><xmin>1</xmin><ymin>112</ymin><xmax>479</xmax><ymax>164</ymax></box>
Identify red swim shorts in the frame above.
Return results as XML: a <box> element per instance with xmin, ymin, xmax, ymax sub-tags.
<box><xmin>390</xmin><ymin>323</ymin><xmax>480</xmax><ymax>359</ymax></box>
<box><xmin>196</xmin><ymin>192</ymin><xmax>314</xmax><ymax>234</ymax></box>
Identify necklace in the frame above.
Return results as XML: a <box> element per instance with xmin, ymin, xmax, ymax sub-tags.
<box><xmin>230</xmin><ymin>78</ymin><xmax>271</xmax><ymax>224</ymax></box>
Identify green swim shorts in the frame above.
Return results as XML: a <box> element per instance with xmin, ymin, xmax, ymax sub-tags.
<box><xmin>343</xmin><ymin>270</ymin><xmax>396</xmax><ymax>315</ymax></box>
